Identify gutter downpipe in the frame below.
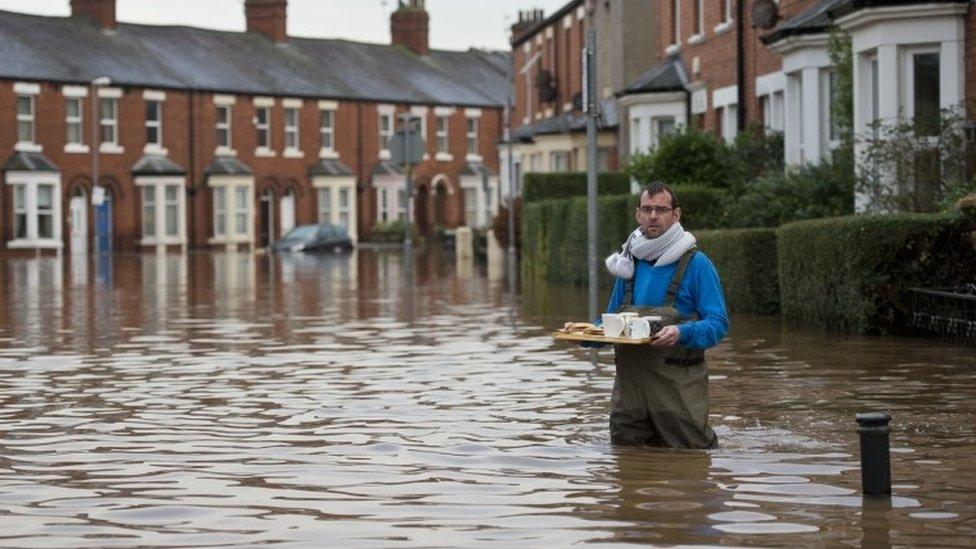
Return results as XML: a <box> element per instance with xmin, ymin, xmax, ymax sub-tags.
<box><xmin>736</xmin><ymin>0</ymin><xmax>746</xmax><ymax>131</ymax></box>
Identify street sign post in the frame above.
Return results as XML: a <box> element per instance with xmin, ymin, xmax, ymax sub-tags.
<box><xmin>390</xmin><ymin>115</ymin><xmax>425</xmax><ymax>250</ymax></box>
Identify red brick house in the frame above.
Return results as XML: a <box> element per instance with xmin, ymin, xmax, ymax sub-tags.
<box><xmin>0</xmin><ymin>0</ymin><xmax>509</xmax><ymax>255</ymax></box>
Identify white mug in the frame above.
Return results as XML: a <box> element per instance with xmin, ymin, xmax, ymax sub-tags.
<box><xmin>601</xmin><ymin>313</ymin><xmax>625</xmax><ymax>338</ymax></box>
<box><xmin>627</xmin><ymin>318</ymin><xmax>651</xmax><ymax>339</ymax></box>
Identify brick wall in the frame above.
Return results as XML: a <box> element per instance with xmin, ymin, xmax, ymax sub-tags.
<box><xmin>0</xmin><ymin>79</ymin><xmax>503</xmax><ymax>252</ymax></box>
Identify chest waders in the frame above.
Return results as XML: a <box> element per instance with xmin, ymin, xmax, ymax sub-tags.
<box><xmin>610</xmin><ymin>247</ymin><xmax>718</xmax><ymax>449</ymax></box>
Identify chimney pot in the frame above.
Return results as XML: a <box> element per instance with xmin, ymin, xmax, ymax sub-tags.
<box><xmin>391</xmin><ymin>0</ymin><xmax>430</xmax><ymax>56</ymax></box>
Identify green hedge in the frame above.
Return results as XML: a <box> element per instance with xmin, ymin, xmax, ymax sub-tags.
<box><xmin>777</xmin><ymin>213</ymin><xmax>976</xmax><ymax>334</ymax></box>
<box><xmin>697</xmin><ymin>228</ymin><xmax>779</xmax><ymax>315</ymax></box>
<box><xmin>673</xmin><ymin>185</ymin><xmax>728</xmax><ymax>230</ymax></box>
<box><xmin>522</xmin><ymin>172</ymin><xmax>631</xmax><ymax>203</ymax></box>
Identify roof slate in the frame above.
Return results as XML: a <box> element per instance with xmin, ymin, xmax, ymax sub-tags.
<box><xmin>0</xmin><ymin>9</ymin><xmax>511</xmax><ymax>107</ymax></box>
<box><xmin>1</xmin><ymin>151</ymin><xmax>59</xmax><ymax>172</ymax></box>
<box><xmin>621</xmin><ymin>55</ymin><xmax>688</xmax><ymax>95</ymax></box>
<box><xmin>308</xmin><ymin>158</ymin><xmax>355</xmax><ymax>177</ymax></box>
<box><xmin>132</xmin><ymin>154</ymin><xmax>186</xmax><ymax>175</ymax></box>
<box><xmin>205</xmin><ymin>156</ymin><xmax>253</xmax><ymax>176</ymax></box>
<box><xmin>511</xmin><ymin>98</ymin><xmax>618</xmax><ymax>141</ymax></box>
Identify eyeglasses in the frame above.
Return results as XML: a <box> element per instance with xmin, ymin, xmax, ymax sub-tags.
<box><xmin>637</xmin><ymin>205</ymin><xmax>674</xmax><ymax>215</ymax></box>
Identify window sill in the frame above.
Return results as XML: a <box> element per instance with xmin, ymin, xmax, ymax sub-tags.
<box><xmin>99</xmin><ymin>143</ymin><xmax>124</xmax><ymax>154</ymax></box>
<box><xmin>140</xmin><ymin>236</ymin><xmax>187</xmax><ymax>246</ymax></box>
<box><xmin>255</xmin><ymin>148</ymin><xmax>276</xmax><ymax>158</ymax></box>
<box><xmin>319</xmin><ymin>148</ymin><xmax>340</xmax><ymax>159</ymax></box>
<box><xmin>465</xmin><ymin>153</ymin><xmax>483</xmax><ymax>163</ymax></box>
<box><xmin>8</xmin><ymin>239</ymin><xmax>62</xmax><ymax>249</ymax></box>
<box><xmin>283</xmin><ymin>149</ymin><xmax>304</xmax><ymax>159</ymax></box>
<box><xmin>208</xmin><ymin>235</ymin><xmax>254</xmax><ymax>245</ymax></box>
<box><xmin>665</xmin><ymin>43</ymin><xmax>681</xmax><ymax>56</ymax></box>
<box><xmin>713</xmin><ymin>21</ymin><xmax>733</xmax><ymax>35</ymax></box>
<box><xmin>687</xmin><ymin>33</ymin><xmax>705</xmax><ymax>45</ymax></box>
<box><xmin>144</xmin><ymin>145</ymin><xmax>169</xmax><ymax>156</ymax></box>
<box><xmin>379</xmin><ymin>149</ymin><xmax>392</xmax><ymax>160</ymax></box>
<box><xmin>215</xmin><ymin>146</ymin><xmax>237</xmax><ymax>157</ymax></box>
<box><xmin>15</xmin><ymin>142</ymin><xmax>42</xmax><ymax>153</ymax></box>
<box><xmin>435</xmin><ymin>152</ymin><xmax>454</xmax><ymax>162</ymax></box>
<box><xmin>64</xmin><ymin>143</ymin><xmax>90</xmax><ymax>154</ymax></box>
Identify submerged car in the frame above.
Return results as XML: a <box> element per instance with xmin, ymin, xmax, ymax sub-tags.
<box><xmin>271</xmin><ymin>223</ymin><xmax>354</xmax><ymax>253</ymax></box>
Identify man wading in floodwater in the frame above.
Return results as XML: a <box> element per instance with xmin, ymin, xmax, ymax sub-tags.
<box><xmin>602</xmin><ymin>182</ymin><xmax>729</xmax><ymax>449</ymax></box>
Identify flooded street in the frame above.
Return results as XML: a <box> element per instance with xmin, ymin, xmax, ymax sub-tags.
<box><xmin>0</xmin><ymin>249</ymin><xmax>974</xmax><ymax>547</ymax></box>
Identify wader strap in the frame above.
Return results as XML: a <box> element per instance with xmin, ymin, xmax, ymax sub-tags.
<box><xmin>621</xmin><ymin>253</ymin><xmax>637</xmax><ymax>307</ymax></box>
<box><xmin>664</xmin><ymin>246</ymin><xmax>697</xmax><ymax>308</ymax></box>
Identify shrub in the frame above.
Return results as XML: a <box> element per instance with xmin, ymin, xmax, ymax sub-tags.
<box><xmin>370</xmin><ymin>219</ymin><xmax>419</xmax><ymax>243</ymax></box>
<box><xmin>777</xmin><ymin>213</ymin><xmax>976</xmax><ymax>334</ymax></box>
<box><xmin>730</xmin><ymin>124</ymin><xmax>785</xmax><ymax>186</ymax></box>
<box><xmin>725</xmin><ymin>161</ymin><xmax>855</xmax><ymax>228</ymax></box>
<box><xmin>628</xmin><ymin>128</ymin><xmax>735</xmax><ymax>188</ymax></box>
<box><xmin>671</xmin><ymin>185</ymin><xmax>728</xmax><ymax>230</ymax></box>
<box><xmin>696</xmin><ymin>228</ymin><xmax>779</xmax><ymax>315</ymax></box>
<box><xmin>522</xmin><ymin>172</ymin><xmax>631</xmax><ymax>203</ymax></box>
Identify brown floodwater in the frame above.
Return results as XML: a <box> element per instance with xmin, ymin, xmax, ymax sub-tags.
<box><xmin>0</xmin><ymin>248</ymin><xmax>973</xmax><ymax>547</ymax></box>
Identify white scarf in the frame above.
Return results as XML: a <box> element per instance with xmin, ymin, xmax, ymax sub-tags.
<box><xmin>604</xmin><ymin>223</ymin><xmax>696</xmax><ymax>280</ymax></box>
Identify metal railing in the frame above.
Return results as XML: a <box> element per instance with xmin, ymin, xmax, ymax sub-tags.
<box><xmin>905</xmin><ymin>285</ymin><xmax>976</xmax><ymax>345</ymax></box>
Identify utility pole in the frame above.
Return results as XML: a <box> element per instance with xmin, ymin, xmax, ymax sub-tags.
<box><xmin>584</xmin><ymin>1</ymin><xmax>599</xmax><ymax>321</ymax></box>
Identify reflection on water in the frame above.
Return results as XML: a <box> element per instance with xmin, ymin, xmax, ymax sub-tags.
<box><xmin>0</xmin><ymin>249</ymin><xmax>974</xmax><ymax>547</ymax></box>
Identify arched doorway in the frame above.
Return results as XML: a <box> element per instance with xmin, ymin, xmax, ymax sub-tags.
<box><xmin>95</xmin><ymin>187</ymin><xmax>113</xmax><ymax>254</ymax></box>
<box><xmin>259</xmin><ymin>188</ymin><xmax>275</xmax><ymax>248</ymax></box>
<box><xmin>69</xmin><ymin>187</ymin><xmax>88</xmax><ymax>255</ymax></box>
<box><xmin>415</xmin><ymin>183</ymin><xmax>430</xmax><ymax>234</ymax></box>
<box><xmin>431</xmin><ymin>174</ymin><xmax>452</xmax><ymax>229</ymax></box>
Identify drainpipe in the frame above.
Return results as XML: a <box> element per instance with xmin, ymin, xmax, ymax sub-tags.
<box><xmin>357</xmin><ymin>103</ymin><xmax>364</xmax><ymax>239</ymax></box>
<box><xmin>736</xmin><ymin>0</ymin><xmax>746</xmax><ymax>131</ymax></box>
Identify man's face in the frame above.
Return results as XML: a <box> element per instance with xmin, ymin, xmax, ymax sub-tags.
<box><xmin>635</xmin><ymin>190</ymin><xmax>680</xmax><ymax>238</ymax></box>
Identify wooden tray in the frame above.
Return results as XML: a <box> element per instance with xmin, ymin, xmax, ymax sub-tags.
<box><xmin>551</xmin><ymin>332</ymin><xmax>654</xmax><ymax>345</ymax></box>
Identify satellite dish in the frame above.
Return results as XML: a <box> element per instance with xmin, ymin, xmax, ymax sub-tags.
<box><xmin>751</xmin><ymin>0</ymin><xmax>779</xmax><ymax>30</ymax></box>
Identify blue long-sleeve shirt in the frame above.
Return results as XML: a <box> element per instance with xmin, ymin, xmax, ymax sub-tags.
<box><xmin>605</xmin><ymin>252</ymin><xmax>729</xmax><ymax>350</ymax></box>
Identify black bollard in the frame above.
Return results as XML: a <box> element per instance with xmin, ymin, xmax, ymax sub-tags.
<box><xmin>856</xmin><ymin>412</ymin><xmax>892</xmax><ymax>497</ymax></box>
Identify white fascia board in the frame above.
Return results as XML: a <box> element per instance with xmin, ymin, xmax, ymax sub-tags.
<box><xmin>207</xmin><ymin>175</ymin><xmax>254</xmax><ymax>187</ymax></box>
<box><xmin>755</xmin><ymin>71</ymin><xmax>786</xmax><ymax>97</ymax></box>
<box><xmin>767</xmin><ymin>33</ymin><xmax>828</xmax><ymax>56</ymax></box>
<box><xmin>5</xmin><ymin>171</ymin><xmax>60</xmax><ymax>184</ymax></box>
<box><xmin>712</xmin><ymin>85</ymin><xmax>738</xmax><ymax>108</ymax></box>
<box><xmin>618</xmin><ymin>91</ymin><xmax>687</xmax><ymax>108</ymax></box>
<box><xmin>311</xmin><ymin>175</ymin><xmax>356</xmax><ymax>188</ymax></box>
<box><xmin>782</xmin><ymin>45</ymin><xmax>831</xmax><ymax>74</ymax></box>
<box><xmin>134</xmin><ymin>175</ymin><xmax>185</xmax><ymax>186</ymax></box>
<box><xmin>836</xmin><ymin>3</ymin><xmax>968</xmax><ymax>33</ymax></box>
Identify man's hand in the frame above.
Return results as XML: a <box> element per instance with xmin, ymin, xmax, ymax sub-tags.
<box><xmin>650</xmin><ymin>325</ymin><xmax>680</xmax><ymax>347</ymax></box>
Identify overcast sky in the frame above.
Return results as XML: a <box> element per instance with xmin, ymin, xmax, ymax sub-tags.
<box><xmin>0</xmin><ymin>0</ymin><xmax>570</xmax><ymax>50</ymax></box>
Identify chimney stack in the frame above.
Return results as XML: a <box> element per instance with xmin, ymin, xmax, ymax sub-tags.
<box><xmin>70</xmin><ymin>0</ymin><xmax>116</xmax><ymax>30</ymax></box>
<box><xmin>510</xmin><ymin>9</ymin><xmax>545</xmax><ymax>45</ymax></box>
<box><xmin>391</xmin><ymin>0</ymin><xmax>429</xmax><ymax>57</ymax></box>
<box><xmin>245</xmin><ymin>0</ymin><xmax>288</xmax><ymax>43</ymax></box>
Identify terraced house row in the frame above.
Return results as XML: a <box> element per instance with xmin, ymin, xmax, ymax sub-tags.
<box><xmin>503</xmin><ymin>0</ymin><xmax>976</xmax><ymax>198</ymax></box>
<box><xmin>0</xmin><ymin>0</ymin><xmax>509</xmax><ymax>254</ymax></box>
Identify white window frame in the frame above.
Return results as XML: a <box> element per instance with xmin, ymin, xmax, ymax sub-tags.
<box><xmin>6</xmin><ymin>172</ymin><xmax>62</xmax><ymax>249</ymax></box>
<box><xmin>716</xmin><ymin>0</ymin><xmax>734</xmax><ymax>33</ymax></box>
<box><xmin>144</xmin><ymin>98</ymin><xmax>165</xmax><ymax>154</ymax></box>
<box><xmin>319</xmin><ymin>100</ymin><xmax>337</xmax><ymax>158</ymax></box>
<box><xmin>97</xmin><ymin>87</ymin><xmax>123</xmax><ymax>154</ymax></box>
<box><xmin>902</xmin><ymin>46</ymin><xmax>941</xmax><ymax>139</ymax></box>
<box><xmin>465</xmin><ymin>116</ymin><xmax>479</xmax><ymax>157</ymax></box>
<box><xmin>337</xmin><ymin>187</ymin><xmax>352</xmax><ymax>232</ymax></box>
<box><xmin>15</xmin><ymin>95</ymin><xmax>38</xmax><ymax>152</ymax></box>
<box><xmin>378</xmin><ymin>104</ymin><xmax>395</xmax><ymax>159</ymax></box>
<box><xmin>666</xmin><ymin>0</ymin><xmax>681</xmax><ymax>54</ymax></box>
<box><xmin>208</xmin><ymin>177</ymin><xmax>255</xmax><ymax>246</ymax></box>
<box><xmin>63</xmin><ymin>86</ymin><xmax>89</xmax><ymax>154</ymax></box>
<box><xmin>713</xmin><ymin>85</ymin><xmax>739</xmax><ymax>143</ymax></box>
<box><xmin>435</xmin><ymin>115</ymin><xmax>450</xmax><ymax>159</ymax></box>
<box><xmin>234</xmin><ymin>187</ymin><xmax>250</xmax><ymax>236</ymax></box>
<box><xmin>283</xmin><ymin>107</ymin><xmax>301</xmax><ymax>157</ymax></box>
<box><xmin>689</xmin><ymin>0</ymin><xmax>705</xmax><ymax>44</ymax></box>
<box><xmin>379</xmin><ymin>188</ymin><xmax>390</xmax><ymax>222</ymax></box>
<box><xmin>255</xmin><ymin>105</ymin><xmax>273</xmax><ymax>156</ymax></box>
<box><xmin>820</xmin><ymin>69</ymin><xmax>841</xmax><ymax>151</ymax></box>
<box><xmin>318</xmin><ymin>187</ymin><xmax>332</xmax><ymax>224</ymax></box>
<box><xmin>137</xmin><ymin>176</ymin><xmax>187</xmax><ymax>246</ymax></box>
<box><xmin>216</xmin><ymin>105</ymin><xmax>234</xmax><ymax>155</ymax></box>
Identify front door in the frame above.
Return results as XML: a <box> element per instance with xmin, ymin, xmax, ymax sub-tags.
<box><xmin>259</xmin><ymin>190</ymin><xmax>273</xmax><ymax>248</ymax></box>
<box><xmin>280</xmin><ymin>191</ymin><xmax>295</xmax><ymax>235</ymax></box>
<box><xmin>70</xmin><ymin>193</ymin><xmax>88</xmax><ymax>255</ymax></box>
<box><xmin>95</xmin><ymin>191</ymin><xmax>112</xmax><ymax>254</ymax></box>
